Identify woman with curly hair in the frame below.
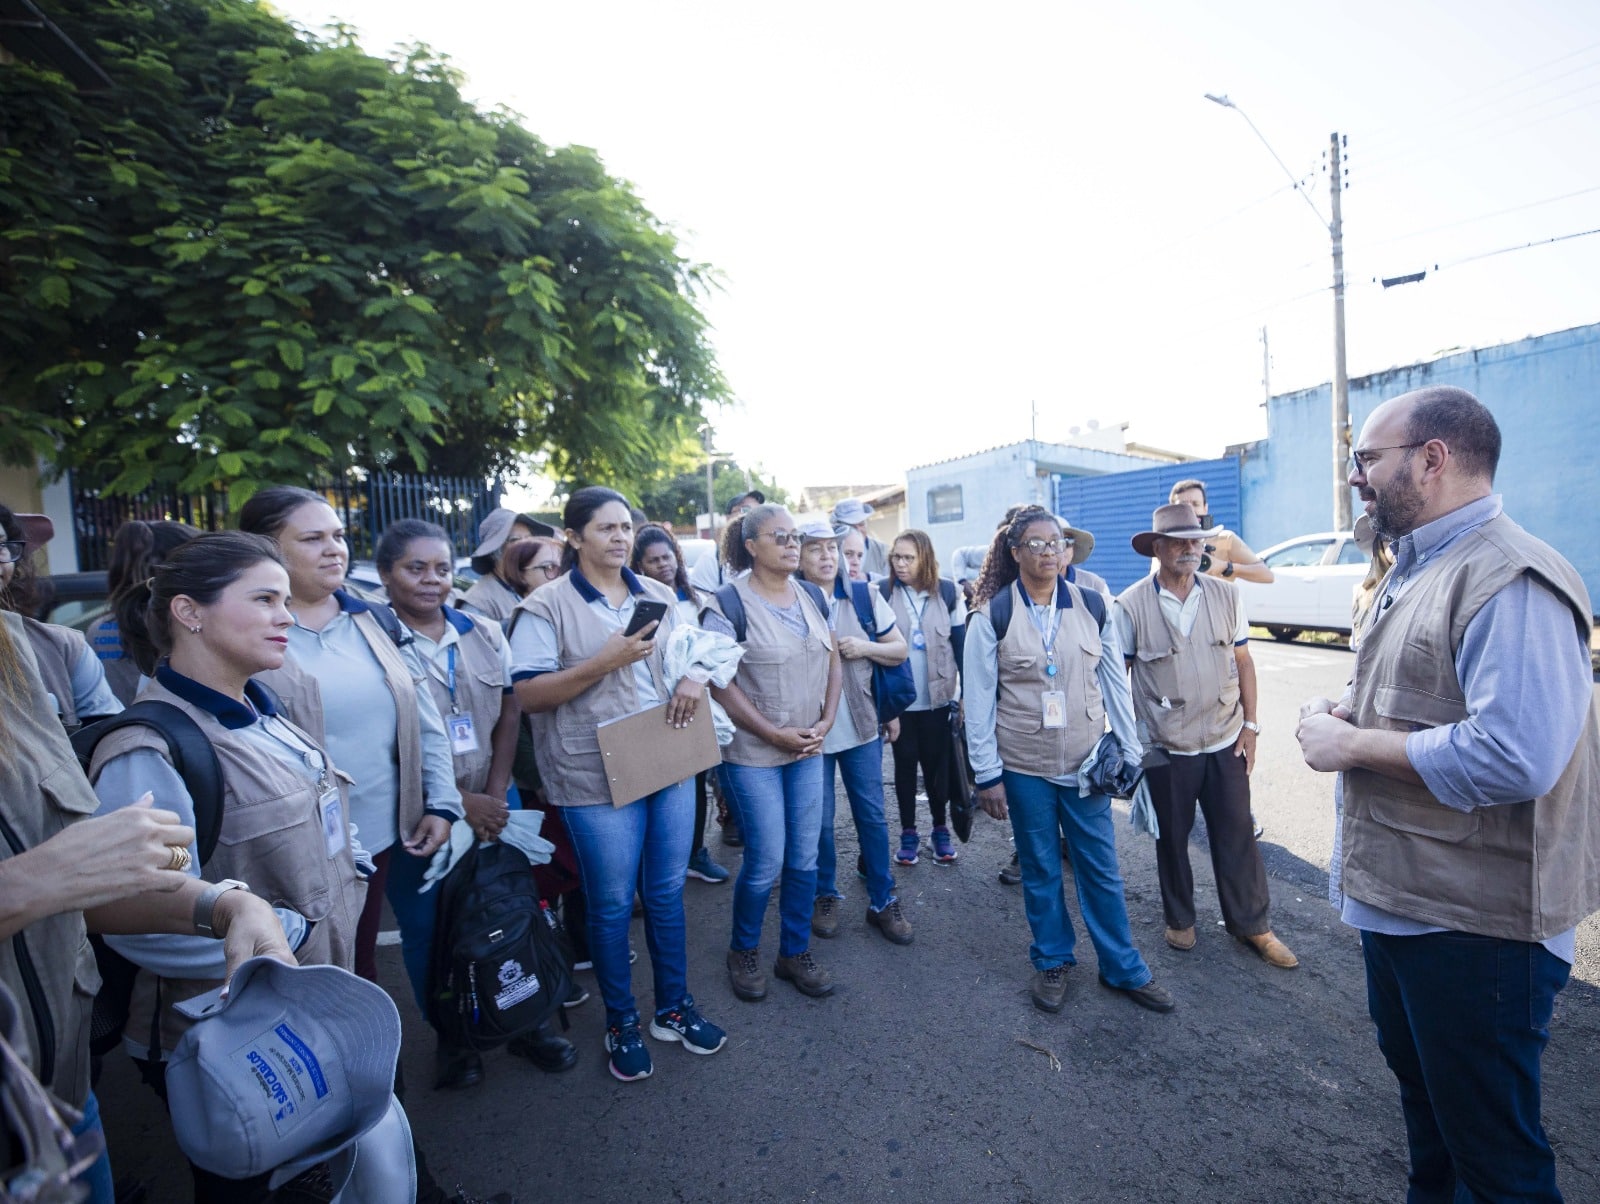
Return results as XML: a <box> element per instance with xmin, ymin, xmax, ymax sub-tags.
<box><xmin>964</xmin><ymin>505</ymin><xmax>1174</xmax><ymax>1016</ymax></box>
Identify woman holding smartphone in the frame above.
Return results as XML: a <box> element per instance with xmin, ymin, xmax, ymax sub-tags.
<box><xmin>512</xmin><ymin>487</ymin><xmax>723</xmax><ymax>1083</ymax></box>
<box><xmin>701</xmin><ymin>505</ymin><xmax>843</xmax><ymax>1002</ymax></box>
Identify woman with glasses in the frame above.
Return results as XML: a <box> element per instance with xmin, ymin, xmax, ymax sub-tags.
<box><xmin>0</xmin><ymin>504</ymin><xmax>122</xmax><ymax>727</ymax></box>
<box><xmin>701</xmin><ymin>505</ymin><xmax>843</xmax><ymax>1001</ymax></box>
<box><xmin>631</xmin><ymin>524</ymin><xmax>729</xmax><ymax>885</ymax></box>
<box><xmin>881</xmin><ymin>529</ymin><xmax>965</xmax><ymax>865</ymax></box>
<box><xmin>504</xmin><ymin>535</ymin><xmax>566</xmax><ymax>600</ymax></box>
<box><xmin>513</xmin><ymin>487</ymin><xmax>724</xmax><ymax>1083</ymax></box>
<box><xmin>964</xmin><ymin>506</ymin><xmax>1174</xmax><ymax>1016</ymax></box>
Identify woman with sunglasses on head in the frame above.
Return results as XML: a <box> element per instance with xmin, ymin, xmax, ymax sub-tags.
<box><xmin>631</xmin><ymin>523</ymin><xmax>730</xmax><ymax>886</ymax></box>
<box><xmin>0</xmin><ymin>504</ymin><xmax>123</xmax><ymax>728</ymax></box>
<box><xmin>85</xmin><ymin>532</ymin><xmax>362</xmax><ymax>1202</ymax></box>
<box><xmin>237</xmin><ymin>489</ymin><xmax>462</xmax><ymax>990</ymax></box>
<box><xmin>701</xmin><ymin>505</ymin><xmax>843</xmax><ymax>1001</ymax></box>
<box><xmin>512</xmin><ymin>487</ymin><xmax>724</xmax><ymax>1083</ymax></box>
<box><xmin>881</xmin><ymin>529</ymin><xmax>966</xmax><ymax>866</ymax></box>
<box><xmin>964</xmin><ymin>506</ymin><xmax>1174</xmax><ymax>1017</ymax></box>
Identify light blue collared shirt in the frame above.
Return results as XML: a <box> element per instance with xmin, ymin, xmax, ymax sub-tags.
<box><xmin>1333</xmin><ymin>495</ymin><xmax>1590</xmax><ymax>962</ymax></box>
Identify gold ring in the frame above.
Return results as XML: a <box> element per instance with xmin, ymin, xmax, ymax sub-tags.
<box><xmin>165</xmin><ymin>845</ymin><xmax>192</xmax><ymax>872</ymax></box>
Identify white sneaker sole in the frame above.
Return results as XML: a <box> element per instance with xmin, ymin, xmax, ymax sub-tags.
<box><xmin>647</xmin><ymin>1019</ymin><xmax>727</xmax><ymax>1055</ymax></box>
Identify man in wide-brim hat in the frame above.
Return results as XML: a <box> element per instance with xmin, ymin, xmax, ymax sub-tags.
<box><xmin>1114</xmin><ymin>503</ymin><xmax>1299</xmax><ymax>971</ymax></box>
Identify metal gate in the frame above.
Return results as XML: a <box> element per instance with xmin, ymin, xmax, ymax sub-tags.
<box><xmin>1053</xmin><ymin>456</ymin><xmax>1242</xmax><ymax>595</ymax></box>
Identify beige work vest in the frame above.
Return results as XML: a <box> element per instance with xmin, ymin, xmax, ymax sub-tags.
<box><xmin>703</xmin><ymin>577</ymin><xmax>832</xmax><ymax>768</ymax></box>
<box><xmin>1116</xmin><ymin>574</ymin><xmax>1242</xmax><ymax>753</ymax></box>
<box><xmin>420</xmin><ymin>613</ymin><xmax>507</xmax><ymax>796</ymax></box>
<box><xmin>21</xmin><ymin>618</ymin><xmax>85</xmax><ymax>727</ymax></box>
<box><xmin>885</xmin><ymin>580</ymin><xmax>960</xmax><ymax>708</ymax></box>
<box><xmin>527</xmin><ymin>573</ymin><xmax>678</xmax><ymax>806</ymax></box>
<box><xmin>828</xmin><ymin>579</ymin><xmax>880</xmax><ymax>743</ymax></box>
<box><xmin>1341</xmin><ymin>511</ymin><xmax>1600</xmax><ymax>940</ymax></box>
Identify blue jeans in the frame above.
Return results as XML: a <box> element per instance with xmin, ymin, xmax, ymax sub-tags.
<box><xmin>818</xmin><ymin>739</ymin><xmax>896</xmax><ymax>911</ymax></box>
<box><xmin>723</xmin><ymin>758</ymin><xmax>824</xmax><ymax>957</ymax></box>
<box><xmin>562</xmin><ymin>780</ymin><xmax>696</xmax><ymax>1026</ymax></box>
<box><xmin>1362</xmin><ymin>930</ymin><xmax>1571</xmax><ymax>1204</ymax></box>
<box><xmin>1003</xmin><ymin>772</ymin><xmax>1150</xmax><ymax>988</ymax></box>
<box><xmin>385</xmin><ymin>843</ymin><xmax>441</xmax><ymax>1017</ymax></box>
<box><xmin>72</xmin><ymin>1090</ymin><xmax>115</xmax><ymax>1204</ymax></box>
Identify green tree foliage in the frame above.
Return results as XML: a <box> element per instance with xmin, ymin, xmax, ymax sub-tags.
<box><xmin>637</xmin><ymin>460</ymin><xmax>788</xmax><ymax>529</ymax></box>
<box><xmin>0</xmin><ymin>0</ymin><xmax>725</xmax><ymax>503</ymax></box>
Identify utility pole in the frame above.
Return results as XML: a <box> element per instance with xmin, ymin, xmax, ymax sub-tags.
<box><xmin>1260</xmin><ymin>326</ymin><xmax>1271</xmax><ymax>406</ymax></box>
<box><xmin>1329</xmin><ymin>132</ymin><xmax>1351</xmax><ymax>531</ymax></box>
<box><xmin>700</xmin><ymin>424</ymin><xmax>716</xmax><ymax>537</ymax></box>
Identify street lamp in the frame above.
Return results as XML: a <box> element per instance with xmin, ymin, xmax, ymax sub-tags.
<box><xmin>1206</xmin><ymin>93</ymin><xmax>1352</xmax><ymax>531</ymax></box>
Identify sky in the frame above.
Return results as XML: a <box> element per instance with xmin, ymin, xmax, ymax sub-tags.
<box><xmin>274</xmin><ymin>0</ymin><xmax>1600</xmax><ymax>502</ymax></box>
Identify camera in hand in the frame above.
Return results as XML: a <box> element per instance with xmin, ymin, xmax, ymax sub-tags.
<box><xmin>1198</xmin><ymin>543</ymin><xmax>1217</xmax><ymax>573</ymax></box>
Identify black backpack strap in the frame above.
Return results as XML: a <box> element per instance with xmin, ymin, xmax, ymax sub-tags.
<box><xmin>1078</xmin><ymin>583</ymin><xmax>1107</xmax><ymax>631</ymax></box>
<box><xmin>366</xmin><ymin>601</ymin><xmax>414</xmax><ymax>648</ymax></box>
<box><xmin>714</xmin><ymin>583</ymin><xmax>747</xmax><ymax>643</ymax></box>
<box><xmin>988</xmin><ymin>585</ymin><xmax>1014</xmax><ymax>642</ymax></box>
<box><xmin>939</xmin><ymin>578</ymin><xmax>958</xmax><ymax>615</ymax></box>
<box><xmin>848</xmin><ymin>580</ymin><xmax>878</xmax><ymax>637</ymax></box>
<box><xmin>73</xmin><ymin>701</ymin><xmax>226</xmax><ymax>866</ymax></box>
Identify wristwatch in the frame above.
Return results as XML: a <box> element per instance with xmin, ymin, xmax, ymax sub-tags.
<box><xmin>1241</xmin><ymin>720</ymin><xmax>1261</xmax><ymax>734</ymax></box>
<box><xmin>194</xmin><ymin>879</ymin><xmax>251</xmax><ymax>938</ymax></box>
<box><xmin>1221</xmin><ymin>561</ymin><xmax>1235</xmax><ymax>577</ymax></box>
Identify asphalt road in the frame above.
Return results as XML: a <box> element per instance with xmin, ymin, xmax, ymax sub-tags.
<box><xmin>98</xmin><ymin>638</ymin><xmax>1600</xmax><ymax>1203</ymax></box>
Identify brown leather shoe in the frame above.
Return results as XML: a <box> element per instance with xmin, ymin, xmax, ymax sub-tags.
<box><xmin>1238</xmin><ymin>931</ymin><xmax>1299</xmax><ymax>969</ymax></box>
<box><xmin>727</xmin><ymin>947</ymin><xmax>768</xmax><ymax>1001</ymax></box>
<box><xmin>774</xmin><ymin>950</ymin><xmax>835</xmax><ymax>997</ymax></box>
<box><xmin>1164</xmin><ymin>926</ymin><xmax>1196</xmax><ymax>951</ymax></box>
<box><xmin>811</xmin><ymin>896</ymin><xmax>840</xmax><ymax>939</ymax></box>
<box><xmin>865</xmin><ymin>899</ymin><xmax>913</xmax><ymax>945</ymax></box>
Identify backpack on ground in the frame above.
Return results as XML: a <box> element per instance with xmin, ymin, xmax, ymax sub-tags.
<box><xmin>427</xmin><ymin>840</ymin><xmax>574</xmax><ymax>1050</ymax></box>
<box><xmin>845</xmin><ymin>581</ymin><xmax>916</xmax><ymax>724</ymax></box>
<box><xmin>71</xmin><ymin>701</ymin><xmax>226</xmax><ymax>1060</ymax></box>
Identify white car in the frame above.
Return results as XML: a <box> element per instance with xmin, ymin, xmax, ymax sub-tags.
<box><xmin>1233</xmin><ymin>531</ymin><xmax>1370</xmax><ymax>641</ymax></box>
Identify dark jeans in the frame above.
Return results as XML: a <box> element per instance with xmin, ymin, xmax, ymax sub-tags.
<box><xmin>1146</xmin><ymin>744</ymin><xmax>1269</xmax><ymax>934</ymax></box>
<box><xmin>1362</xmin><ymin>930</ymin><xmax>1571</xmax><ymax>1203</ymax></box>
<box><xmin>890</xmin><ymin>705</ymin><xmax>954</xmax><ymax>829</ymax></box>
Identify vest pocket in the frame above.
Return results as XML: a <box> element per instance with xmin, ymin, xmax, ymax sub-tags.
<box><xmin>557</xmin><ymin>719</ymin><xmax>601</xmax><ymax>756</ymax></box>
<box><xmin>1372</xmin><ymin>684</ymin><xmax>1464</xmax><ymax>730</ymax></box>
<box><xmin>39</xmin><ymin>758</ymin><xmax>100</xmax><ymax>816</ymax></box>
<box><xmin>1364</xmin><ymin>786</ymin><xmax>1480</xmax><ymax>844</ymax></box>
<box><xmin>1132</xmin><ymin>647</ymin><xmax>1183</xmax><ymax>708</ymax></box>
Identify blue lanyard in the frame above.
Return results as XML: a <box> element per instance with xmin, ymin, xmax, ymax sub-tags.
<box><xmin>1028</xmin><ymin>598</ymin><xmax>1061</xmax><ymax>678</ymax></box>
<box><xmin>446</xmin><ymin>644</ymin><xmax>459</xmax><ymax>713</ymax></box>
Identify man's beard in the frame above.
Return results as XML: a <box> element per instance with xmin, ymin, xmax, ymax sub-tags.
<box><xmin>1367</xmin><ymin>465</ymin><xmax>1425</xmax><ymax>541</ymax></box>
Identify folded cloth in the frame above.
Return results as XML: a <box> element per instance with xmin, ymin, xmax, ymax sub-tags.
<box><xmin>419</xmin><ymin>809</ymin><xmax>554</xmax><ymax>893</ymax></box>
<box><xmin>1128</xmin><ymin>777</ymin><xmax>1160</xmax><ymax>839</ymax></box>
<box><xmin>662</xmin><ymin>624</ymin><xmax>746</xmax><ymax>746</ymax></box>
<box><xmin>1077</xmin><ymin>732</ymin><xmax>1145</xmax><ymax>800</ymax></box>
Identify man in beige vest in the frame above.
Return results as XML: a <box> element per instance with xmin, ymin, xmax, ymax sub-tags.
<box><xmin>1297</xmin><ymin>386</ymin><xmax>1599</xmax><ymax>1203</ymax></box>
<box><xmin>1115</xmin><ymin>504</ymin><xmax>1297</xmax><ymax>969</ymax></box>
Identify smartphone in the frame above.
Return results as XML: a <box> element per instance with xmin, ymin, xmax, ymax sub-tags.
<box><xmin>622</xmin><ymin>599</ymin><xmax>669</xmax><ymax>639</ymax></box>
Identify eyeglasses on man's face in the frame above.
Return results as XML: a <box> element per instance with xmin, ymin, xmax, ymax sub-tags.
<box><xmin>0</xmin><ymin>541</ymin><xmax>27</xmax><ymax>565</ymax></box>
<box><xmin>1016</xmin><ymin>537</ymin><xmax>1073</xmax><ymax>554</ymax></box>
<box><xmin>1348</xmin><ymin>442</ymin><xmax>1427</xmax><ymax>476</ymax></box>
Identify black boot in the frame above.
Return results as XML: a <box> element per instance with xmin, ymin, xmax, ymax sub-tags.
<box><xmin>507</xmin><ymin>1020</ymin><xmax>578</xmax><ymax>1073</ymax></box>
<box><xmin>433</xmin><ymin>1038</ymin><xmax>484</xmax><ymax>1090</ymax></box>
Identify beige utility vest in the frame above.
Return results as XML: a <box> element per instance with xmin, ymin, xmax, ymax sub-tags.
<box><xmin>980</xmin><ymin>579</ymin><xmax>1107</xmax><ymax>779</ymax></box>
<box><xmin>1341</xmin><ymin>512</ymin><xmax>1600</xmax><ymax>941</ymax></box>
<box><xmin>21</xmin><ymin>618</ymin><xmax>87</xmax><ymax>727</ymax></box>
<box><xmin>828</xmin><ymin>579</ymin><xmax>879</xmax><ymax>743</ymax></box>
<box><xmin>704</xmin><ymin>577</ymin><xmax>832</xmax><ymax>768</ymax></box>
<box><xmin>1116</xmin><ymin>574</ymin><xmax>1242</xmax><ymax>753</ymax></box>
<box><xmin>459</xmin><ymin>574</ymin><xmax>522</xmax><ymax>623</ymax></box>
<box><xmin>527</xmin><ymin>572</ymin><xmax>678</xmax><ymax>806</ymax></box>
<box><xmin>90</xmin><ymin>676</ymin><xmax>366</xmax><ymax>1052</ymax></box>
<box><xmin>256</xmin><ymin>600</ymin><xmax>429</xmax><ymax>843</ymax></box>
<box><xmin>0</xmin><ymin>614</ymin><xmax>102</xmax><ymax>1108</ymax></box>
<box><xmin>420</xmin><ymin>612</ymin><xmax>507</xmax><ymax>795</ymax></box>
<box><xmin>885</xmin><ymin>580</ymin><xmax>959</xmax><ymax>708</ymax></box>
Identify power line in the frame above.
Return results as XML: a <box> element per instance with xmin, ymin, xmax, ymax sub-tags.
<box><xmin>1371</xmin><ymin>224</ymin><xmax>1600</xmax><ymax>285</ymax></box>
<box><xmin>1356</xmin><ymin>184</ymin><xmax>1600</xmax><ymax>253</ymax></box>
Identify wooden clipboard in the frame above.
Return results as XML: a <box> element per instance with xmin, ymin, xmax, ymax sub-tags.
<box><xmin>595</xmin><ymin>702</ymin><xmax>722</xmax><ymax>807</ymax></box>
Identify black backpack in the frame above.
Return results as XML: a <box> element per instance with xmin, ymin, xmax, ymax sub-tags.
<box><xmin>986</xmin><ymin>576</ymin><xmax>1106</xmax><ymax>641</ymax></box>
<box><xmin>70</xmin><ymin>701</ymin><xmax>225</xmax><ymax>1061</ymax></box>
<box><xmin>427</xmin><ymin>840</ymin><xmax>573</xmax><ymax>1050</ymax></box>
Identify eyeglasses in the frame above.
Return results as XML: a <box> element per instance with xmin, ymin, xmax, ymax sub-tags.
<box><xmin>1349</xmin><ymin>442</ymin><xmax>1426</xmax><ymax>475</ymax></box>
<box><xmin>0</xmin><ymin>541</ymin><xmax>27</xmax><ymax>565</ymax></box>
<box><xmin>1016</xmin><ymin>537</ymin><xmax>1073</xmax><ymax>554</ymax></box>
<box><xmin>758</xmin><ymin>530</ymin><xmax>801</xmax><ymax>546</ymax></box>
<box><xmin>529</xmin><ymin>562</ymin><xmax>561</xmax><ymax>578</ymax></box>
<box><xmin>889</xmin><ymin>553</ymin><xmax>916</xmax><ymax>563</ymax></box>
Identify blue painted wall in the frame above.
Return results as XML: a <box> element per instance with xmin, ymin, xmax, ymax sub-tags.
<box><xmin>1240</xmin><ymin>322</ymin><xmax>1600</xmax><ymax>610</ymax></box>
<box><xmin>1054</xmin><ymin>457</ymin><xmax>1242</xmax><ymax>595</ymax></box>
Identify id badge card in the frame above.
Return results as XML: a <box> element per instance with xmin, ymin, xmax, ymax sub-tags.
<box><xmin>1041</xmin><ymin>690</ymin><xmax>1067</xmax><ymax>730</ymax></box>
<box><xmin>447</xmin><ymin>712</ymin><xmax>480</xmax><ymax>755</ymax></box>
<box><xmin>318</xmin><ymin>786</ymin><xmax>346</xmax><ymax>859</ymax></box>
<box><xmin>911</xmin><ymin>630</ymin><xmax>927</xmax><ymax>650</ymax></box>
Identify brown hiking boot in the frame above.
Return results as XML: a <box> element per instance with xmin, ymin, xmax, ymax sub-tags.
<box><xmin>865</xmin><ymin>899</ymin><xmax>913</xmax><ymax>945</ymax></box>
<box><xmin>727</xmin><ymin>947</ymin><xmax>767</xmax><ymax>1001</ymax></box>
<box><xmin>811</xmin><ymin>895</ymin><xmax>840</xmax><ymax>939</ymax></box>
<box><xmin>774</xmin><ymin>950</ymin><xmax>835</xmax><ymax>997</ymax></box>
<box><xmin>1030</xmin><ymin>966</ymin><xmax>1069</xmax><ymax>1013</ymax></box>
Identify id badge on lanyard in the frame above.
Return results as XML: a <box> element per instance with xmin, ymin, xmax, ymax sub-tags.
<box><xmin>443</xmin><ymin>643</ymin><xmax>481</xmax><ymax>754</ymax></box>
<box><xmin>318</xmin><ymin>785</ymin><xmax>346</xmax><ymax>859</ymax></box>
<box><xmin>1041</xmin><ymin>691</ymin><xmax>1067</xmax><ymax>729</ymax></box>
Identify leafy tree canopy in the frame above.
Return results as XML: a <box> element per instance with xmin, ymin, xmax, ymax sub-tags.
<box><xmin>0</xmin><ymin>0</ymin><xmax>726</xmax><ymax>504</ymax></box>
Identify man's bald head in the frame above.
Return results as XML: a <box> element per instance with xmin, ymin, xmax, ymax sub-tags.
<box><xmin>1381</xmin><ymin>386</ymin><xmax>1502</xmax><ymax>483</ymax></box>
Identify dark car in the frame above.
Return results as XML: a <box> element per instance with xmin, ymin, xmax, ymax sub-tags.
<box><xmin>34</xmin><ymin>571</ymin><xmax>111</xmax><ymax>631</ymax></box>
